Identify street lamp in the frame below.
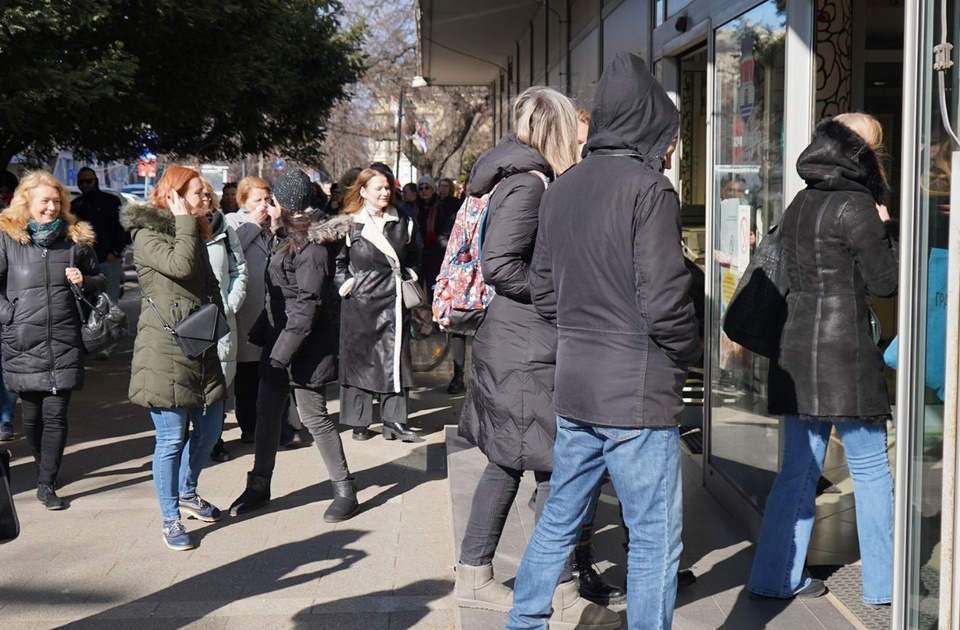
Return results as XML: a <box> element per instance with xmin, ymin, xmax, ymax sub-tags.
<box><xmin>396</xmin><ymin>76</ymin><xmax>430</xmax><ymax>177</ymax></box>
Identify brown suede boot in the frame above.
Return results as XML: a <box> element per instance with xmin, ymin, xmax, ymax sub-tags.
<box><xmin>454</xmin><ymin>563</ymin><xmax>514</xmax><ymax>612</ymax></box>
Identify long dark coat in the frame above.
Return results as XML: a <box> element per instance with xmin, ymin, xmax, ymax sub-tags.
<box><xmin>457</xmin><ymin>134</ymin><xmax>558</xmax><ymax>472</ymax></box>
<box><xmin>0</xmin><ymin>209</ymin><xmax>105</xmax><ymax>393</ymax></box>
<box><xmin>334</xmin><ymin>207</ymin><xmax>421</xmax><ymax>394</ymax></box>
<box><xmin>769</xmin><ymin>117</ymin><xmax>899</xmax><ymax>420</ymax></box>
<box><xmin>121</xmin><ymin>203</ymin><xmax>226</xmax><ymax>409</ymax></box>
<box><xmin>259</xmin><ymin>213</ymin><xmax>352</xmax><ymax>389</ymax></box>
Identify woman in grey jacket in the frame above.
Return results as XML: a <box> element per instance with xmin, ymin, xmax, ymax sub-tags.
<box><xmin>0</xmin><ymin>171</ymin><xmax>105</xmax><ymax>510</ymax></box>
<box><xmin>201</xmin><ymin>178</ymin><xmax>247</xmax><ymax>462</ymax></box>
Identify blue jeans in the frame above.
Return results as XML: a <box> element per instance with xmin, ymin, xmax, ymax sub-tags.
<box><xmin>748</xmin><ymin>415</ymin><xmax>893</xmax><ymax>604</ymax></box>
<box><xmin>100</xmin><ymin>258</ymin><xmax>123</xmax><ymax>303</ymax></box>
<box><xmin>149</xmin><ymin>403</ymin><xmax>224</xmax><ymax>522</ymax></box>
<box><xmin>0</xmin><ymin>369</ymin><xmax>17</xmax><ymax>427</ymax></box>
<box><xmin>507</xmin><ymin>417</ymin><xmax>682</xmax><ymax>630</ymax></box>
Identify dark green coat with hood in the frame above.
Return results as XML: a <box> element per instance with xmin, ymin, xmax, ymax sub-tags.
<box><xmin>530</xmin><ymin>52</ymin><xmax>701</xmax><ymax>428</ymax></box>
<box><xmin>121</xmin><ymin>202</ymin><xmax>226</xmax><ymax>409</ymax></box>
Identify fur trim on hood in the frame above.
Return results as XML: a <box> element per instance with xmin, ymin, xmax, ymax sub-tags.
<box><xmin>308</xmin><ymin>213</ymin><xmax>353</xmax><ymax>245</ymax></box>
<box><xmin>120</xmin><ymin>201</ymin><xmax>178</xmax><ymax>236</ymax></box>
<box><xmin>0</xmin><ymin>206</ymin><xmax>96</xmax><ymax>248</ymax></box>
<box><xmin>797</xmin><ymin>117</ymin><xmax>889</xmax><ymax>204</ymax></box>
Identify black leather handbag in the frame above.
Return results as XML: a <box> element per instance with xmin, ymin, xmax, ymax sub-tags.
<box><xmin>143</xmin><ymin>292</ymin><xmax>229</xmax><ymax>359</ymax></box>
<box><xmin>722</xmin><ymin>224</ymin><xmax>789</xmax><ymax>358</ymax></box>
<box><xmin>71</xmin><ymin>285</ymin><xmax>129</xmax><ymax>354</ymax></box>
<box><xmin>0</xmin><ymin>449</ymin><xmax>20</xmax><ymax>543</ymax></box>
<box><xmin>70</xmin><ymin>249</ymin><xmax>129</xmax><ymax>354</ymax></box>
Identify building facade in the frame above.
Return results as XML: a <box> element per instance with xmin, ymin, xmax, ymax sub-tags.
<box><xmin>420</xmin><ymin>0</ymin><xmax>957</xmax><ymax>627</ymax></box>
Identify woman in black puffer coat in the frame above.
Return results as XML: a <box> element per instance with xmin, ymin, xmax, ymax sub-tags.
<box><xmin>229</xmin><ymin>168</ymin><xmax>358</xmax><ymax>523</ymax></box>
<box><xmin>748</xmin><ymin>114</ymin><xmax>899</xmax><ymax>604</ymax></box>
<box><xmin>0</xmin><ymin>171</ymin><xmax>105</xmax><ymax>510</ymax></box>
<box><xmin>453</xmin><ymin>87</ymin><xmax>581</xmax><ymax>611</ymax></box>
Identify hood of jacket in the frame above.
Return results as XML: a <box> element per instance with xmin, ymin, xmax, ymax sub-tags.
<box><xmin>308</xmin><ymin>212</ymin><xmax>353</xmax><ymax>245</ymax></box>
<box><xmin>0</xmin><ymin>205</ymin><xmax>96</xmax><ymax>247</ymax></box>
<box><xmin>469</xmin><ymin>133</ymin><xmax>553</xmax><ymax>196</ymax></box>
<box><xmin>797</xmin><ymin>117</ymin><xmax>889</xmax><ymax>203</ymax></box>
<box><xmin>586</xmin><ymin>53</ymin><xmax>679</xmax><ymax>171</ymax></box>
<box><xmin>120</xmin><ymin>201</ymin><xmax>178</xmax><ymax>236</ymax></box>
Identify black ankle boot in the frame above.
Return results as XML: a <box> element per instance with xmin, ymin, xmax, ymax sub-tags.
<box><xmin>323</xmin><ymin>478</ymin><xmax>360</xmax><ymax>523</ymax></box>
<box><xmin>571</xmin><ymin>544</ymin><xmax>626</xmax><ymax>605</ymax></box>
<box><xmin>229</xmin><ymin>472</ymin><xmax>271</xmax><ymax>516</ymax></box>
<box><xmin>446</xmin><ymin>366</ymin><xmax>465</xmax><ymax>394</ymax></box>
<box><xmin>382</xmin><ymin>422</ymin><xmax>420</xmax><ymax>442</ymax></box>
<box><xmin>352</xmin><ymin>427</ymin><xmax>375</xmax><ymax>441</ymax></box>
<box><xmin>37</xmin><ymin>483</ymin><xmax>65</xmax><ymax>510</ymax></box>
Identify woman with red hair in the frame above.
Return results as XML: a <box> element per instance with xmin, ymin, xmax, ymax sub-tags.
<box><xmin>121</xmin><ymin>165</ymin><xmax>227</xmax><ymax>551</ymax></box>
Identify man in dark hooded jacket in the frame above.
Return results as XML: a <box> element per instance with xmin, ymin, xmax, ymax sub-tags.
<box><xmin>506</xmin><ymin>53</ymin><xmax>701</xmax><ymax>630</ymax></box>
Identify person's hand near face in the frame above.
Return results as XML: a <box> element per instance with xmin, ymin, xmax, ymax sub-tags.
<box><xmin>244</xmin><ymin>187</ymin><xmax>271</xmax><ymax>225</ymax></box>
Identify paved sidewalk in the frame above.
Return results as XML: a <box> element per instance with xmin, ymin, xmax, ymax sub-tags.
<box><xmin>0</xmin><ymin>291</ymin><xmax>464</xmax><ymax>629</ymax></box>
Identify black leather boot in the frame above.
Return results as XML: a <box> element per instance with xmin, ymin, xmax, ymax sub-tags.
<box><xmin>352</xmin><ymin>427</ymin><xmax>375</xmax><ymax>441</ymax></box>
<box><xmin>323</xmin><ymin>478</ymin><xmax>360</xmax><ymax>523</ymax></box>
<box><xmin>382</xmin><ymin>422</ymin><xmax>420</xmax><ymax>442</ymax></box>
<box><xmin>446</xmin><ymin>365</ymin><xmax>465</xmax><ymax>394</ymax></box>
<box><xmin>571</xmin><ymin>544</ymin><xmax>626</xmax><ymax>606</ymax></box>
<box><xmin>229</xmin><ymin>472</ymin><xmax>271</xmax><ymax>516</ymax></box>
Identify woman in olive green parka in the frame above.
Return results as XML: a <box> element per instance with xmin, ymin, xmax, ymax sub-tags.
<box><xmin>120</xmin><ymin>165</ymin><xmax>227</xmax><ymax>551</ymax></box>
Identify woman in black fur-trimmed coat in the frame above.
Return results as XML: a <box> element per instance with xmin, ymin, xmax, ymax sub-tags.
<box><xmin>0</xmin><ymin>171</ymin><xmax>105</xmax><ymax>509</ymax></box>
<box><xmin>748</xmin><ymin>114</ymin><xmax>899</xmax><ymax>604</ymax></box>
<box><xmin>229</xmin><ymin>168</ymin><xmax>359</xmax><ymax>523</ymax></box>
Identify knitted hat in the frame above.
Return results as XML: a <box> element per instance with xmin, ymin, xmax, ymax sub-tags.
<box><xmin>273</xmin><ymin>168</ymin><xmax>312</xmax><ymax>211</ymax></box>
<box><xmin>417</xmin><ymin>175</ymin><xmax>436</xmax><ymax>189</ymax></box>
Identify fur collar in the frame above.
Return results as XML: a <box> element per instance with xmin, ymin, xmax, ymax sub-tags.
<box><xmin>120</xmin><ymin>202</ymin><xmax>177</xmax><ymax>236</ymax></box>
<box><xmin>797</xmin><ymin>118</ymin><xmax>889</xmax><ymax>203</ymax></box>
<box><xmin>0</xmin><ymin>206</ymin><xmax>95</xmax><ymax>248</ymax></box>
<box><xmin>308</xmin><ymin>213</ymin><xmax>354</xmax><ymax>245</ymax></box>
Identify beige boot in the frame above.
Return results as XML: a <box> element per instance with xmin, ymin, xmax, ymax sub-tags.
<box><xmin>549</xmin><ymin>579</ymin><xmax>621</xmax><ymax>630</ymax></box>
<box><xmin>454</xmin><ymin>563</ymin><xmax>514</xmax><ymax>612</ymax></box>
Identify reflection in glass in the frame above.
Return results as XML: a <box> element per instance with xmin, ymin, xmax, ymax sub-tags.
<box><xmin>905</xmin><ymin>2</ymin><xmax>954</xmax><ymax>626</ymax></box>
<box><xmin>708</xmin><ymin>0</ymin><xmax>786</xmax><ymax>510</ymax></box>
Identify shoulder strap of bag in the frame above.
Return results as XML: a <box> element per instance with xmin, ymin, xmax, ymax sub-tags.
<box><xmin>68</xmin><ymin>246</ymin><xmax>101</xmax><ymax>317</ymax></box>
<box><xmin>140</xmin><ymin>287</ymin><xmax>177</xmax><ymax>335</ymax></box>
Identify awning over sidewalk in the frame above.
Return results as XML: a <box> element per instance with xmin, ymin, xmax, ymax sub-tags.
<box><xmin>419</xmin><ymin>0</ymin><xmax>541</xmax><ymax>85</ymax></box>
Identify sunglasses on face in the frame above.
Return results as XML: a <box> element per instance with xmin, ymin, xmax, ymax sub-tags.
<box><xmin>77</xmin><ymin>178</ymin><xmax>96</xmax><ymax>185</ymax></box>
<box><xmin>418</xmin><ymin>185</ymin><xmax>432</xmax><ymax>191</ymax></box>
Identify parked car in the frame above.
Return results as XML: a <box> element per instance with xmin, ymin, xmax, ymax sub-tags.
<box><xmin>67</xmin><ymin>185</ymin><xmax>133</xmax><ymax>205</ymax></box>
<box><xmin>121</xmin><ymin>184</ymin><xmax>151</xmax><ymax>199</ymax></box>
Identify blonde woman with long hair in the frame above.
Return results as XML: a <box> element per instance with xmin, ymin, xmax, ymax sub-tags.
<box><xmin>454</xmin><ymin>87</ymin><xmax>612</xmax><ymax>625</ymax></box>
<box><xmin>747</xmin><ymin>112</ymin><xmax>899</xmax><ymax>603</ymax></box>
<box><xmin>0</xmin><ymin>172</ymin><xmax>105</xmax><ymax>510</ymax></box>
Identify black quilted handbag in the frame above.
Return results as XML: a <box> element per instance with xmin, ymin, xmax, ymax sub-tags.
<box><xmin>722</xmin><ymin>223</ymin><xmax>788</xmax><ymax>358</ymax></box>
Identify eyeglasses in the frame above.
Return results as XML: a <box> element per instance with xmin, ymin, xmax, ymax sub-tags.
<box><xmin>418</xmin><ymin>185</ymin><xmax>432</xmax><ymax>191</ymax></box>
<box><xmin>77</xmin><ymin>178</ymin><xmax>96</xmax><ymax>185</ymax></box>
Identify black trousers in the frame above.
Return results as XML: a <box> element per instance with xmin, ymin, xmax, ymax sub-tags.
<box><xmin>233</xmin><ymin>361</ymin><xmax>259</xmax><ymax>439</ymax></box>
<box><xmin>459</xmin><ymin>460</ymin><xmax>571</xmax><ymax>582</ymax></box>
<box><xmin>339</xmin><ymin>385</ymin><xmax>408</xmax><ymax>428</ymax></box>
<box><xmin>21</xmin><ymin>390</ymin><xmax>72</xmax><ymax>487</ymax></box>
<box><xmin>252</xmin><ymin>380</ymin><xmax>349</xmax><ymax>481</ymax></box>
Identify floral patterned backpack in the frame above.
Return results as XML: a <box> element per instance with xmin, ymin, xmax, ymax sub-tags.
<box><xmin>432</xmin><ymin>171</ymin><xmax>549</xmax><ymax>333</ymax></box>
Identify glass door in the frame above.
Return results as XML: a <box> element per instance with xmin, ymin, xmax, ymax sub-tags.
<box><xmin>705</xmin><ymin>0</ymin><xmax>787</xmax><ymax>513</ymax></box>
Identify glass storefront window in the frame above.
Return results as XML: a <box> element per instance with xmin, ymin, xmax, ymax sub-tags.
<box><xmin>904</xmin><ymin>1</ymin><xmax>956</xmax><ymax>625</ymax></box>
<box><xmin>708</xmin><ymin>0</ymin><xmax>786</xmax><ymax>509</ymax></box>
